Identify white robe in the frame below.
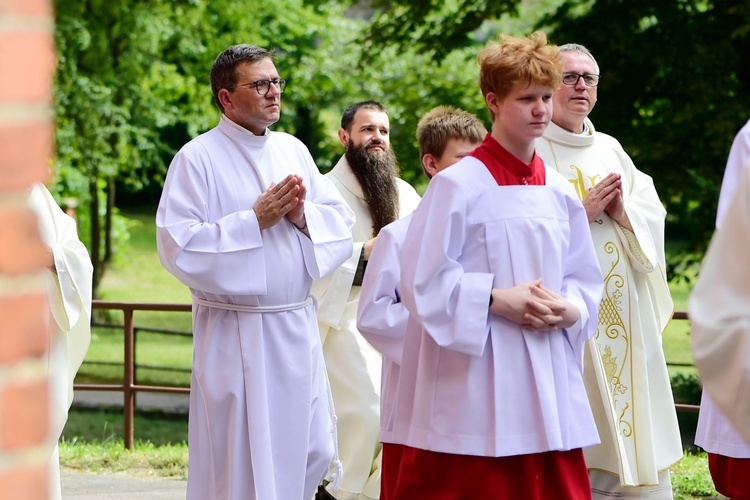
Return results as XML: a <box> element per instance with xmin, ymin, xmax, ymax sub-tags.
<box><xmin>157</xmin><ymin>116</ymin><xmax>355</xmax><ymax>500</ymax></box>
<box><xmin>694</xmin><ymin>119</ymin><xmax>750</xmax><ymax>459</ymax></box>
<box><xmin>537</xmin><ymin>120</ymin><xmax>682</xmax><ymax>488</ymax></box>
<box><xmin>311</xmin><ymin>156</ymin><xmax>420</xmax><ymax>499</ymax></box>
<box><xmin>717</xmin><ymin>119</ymin><xmax>750</xmax><ymax>227</ymax></box>
<box><xmin>691</xmin><ymin>162</ymin><xmax>750</xmax><ymax>446</ymax></box>
<box><xmin>356</xmin><ymin>214</ymin><xmax>414</xmax><ymax>445</ymax></box>
<box><xmin>28</xmin><ymin>183</ymin><xmax>93</xmax><ymax>500</ymax></box>
<box><xmin>390</xmin><ymin>157</ymin><xmax>603</xmax><ymax>457</ymax></box>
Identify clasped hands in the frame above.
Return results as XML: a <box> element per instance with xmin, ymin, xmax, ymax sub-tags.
<box><xmin>583</xmin><ymin>173</ymin><xmax>629</xmax><ymax>228</ymax></box>
<box><xmin>253</xmin><ymin>174</ymin><xmax>307</xmax><ymax>230</ymax></box>
<box><xmin>489</xmin><ymin>278</ymin><xmax>579</xmax><ymax>331</ymax></box>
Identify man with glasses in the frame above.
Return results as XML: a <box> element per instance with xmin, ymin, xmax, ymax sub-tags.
<box><xmin>312</xmin><ymin>101</ymin><xmax>421</xmax><ymax>500</ymax></box>
<box><xmin>537</xmin><ymin>43</ymin><xmax>682</xmax><ymax>499</ymax></box>
<box><xmin>157</xmin><ymin>44</ymin><xmax>355</xmax><ymax>500</ymax></box>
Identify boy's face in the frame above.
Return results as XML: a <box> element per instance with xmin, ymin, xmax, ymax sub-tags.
<box><xmin>433</xmin><ymin>137</ymin><xmax>482</xmax><ymax>173</ymax></box>
<box><xmin>493</xmin><ymin>82</ymin><xmax>553</xmax><ymax>146</ymax></box>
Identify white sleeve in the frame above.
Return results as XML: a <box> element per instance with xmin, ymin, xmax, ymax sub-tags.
<box><xmin>690</xmin><ymin>163</ymin><xmax>750</xmax><ymax>443</ymax></box>
<box><xmin>357</xmin><ymin>223</ymin><xmax>409</xmax><ymax>364</ymax></box>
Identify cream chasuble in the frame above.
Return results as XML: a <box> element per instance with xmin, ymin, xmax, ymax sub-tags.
<box><xmin>537</xmin><ymin>119</ymin><xmax>682</xmax><ymax>486</ymax></box>
<box><xmin>29</xmin><ymin>182</ymin><xmax>93</xmax><ymax>500</ymax></box>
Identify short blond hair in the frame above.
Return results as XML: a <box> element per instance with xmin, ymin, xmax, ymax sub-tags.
<box><xmin>478</xmin><ymin>31</ymin><xmax>563</xmax><ymax>105</ymax></box>
<box><xmin>416</xmin><ymin>106</ymin><xmax>487</xmax><ymax>159</ymax></box>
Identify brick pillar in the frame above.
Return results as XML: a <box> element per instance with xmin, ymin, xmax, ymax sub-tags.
<box><xmin>0</xmin><ymin>0</ymin><xmax>57</xmax><ymax>499</ymax></box>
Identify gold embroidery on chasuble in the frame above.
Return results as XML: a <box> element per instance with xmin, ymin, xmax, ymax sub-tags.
<box><xmin>596</xmin><ymin>241</ymin><xmax>634</xmax><ymax>440</ymax></box>
<box><xmin>550</xmin><ymin>158</ymin><xmax>635</xmax><ymax>442</ymax></box>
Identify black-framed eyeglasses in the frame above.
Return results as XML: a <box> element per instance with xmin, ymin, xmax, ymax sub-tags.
<box><xmin>235</xmin><ymin>78</ymin><xmax>287</xmax><ymax>96</ymax></box>
<box><xmin>562</xmin><ymin>72</ymin><xmax>600</xmax><ymax>87</ymax></box>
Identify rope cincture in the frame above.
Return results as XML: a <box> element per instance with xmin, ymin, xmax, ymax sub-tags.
<box><xmin>326</xmin><ymin>376</ymin><xmax>344</xmax><ymax>491</ymax></box>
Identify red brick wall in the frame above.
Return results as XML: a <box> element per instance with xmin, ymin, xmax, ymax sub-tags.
<box><xmin>0</xmin><ymin>0</ymin><xmax>56</xmax><ymax>498</ymax></box>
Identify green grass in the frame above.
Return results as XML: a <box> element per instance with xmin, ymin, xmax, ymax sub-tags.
<box><xmin>98</xmin><ymin>209</ymin><xmax>192</xmax><ymax>328</ymax></box>
<box><xmin>664</xmin><ymin>275</ymin><xmax>697</xmax><ymax>379</ymax></box>
<box><xmin>61</xmin><ymin>440</ymin><xmax>188</xmax><ymax>480</ymax></box>
<box><xmin>672</xmin><ymin>452</ymin><xmax>722</xmax><ymax>499</ymax></box>
<box><xmin>76</xmin><ymin>327</ymin><xmax>193</xmax><ymax>387</ymax></box>
<box><xmin>62</xmin><ymin>409</ymin><xmax>187</xmax><ymax>446</ymax></box>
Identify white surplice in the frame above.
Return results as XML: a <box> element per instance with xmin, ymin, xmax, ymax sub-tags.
<box><xmin>157</xmin><ymin>116</ymin><xmax>355</xmax><ymax>500</ymax></box>
<box><xmin>691</xmin><ymin>162</ymin><xmax>750</xmax><ymax>445</ymax></box>
<box><xmin>717</xmin><ymin>119</ymin><xmax>750</xmax><ymax>226</ymax></box>
<box><xmin>537</xmin><ymin>120</ymin><xmax>682</xmax><ymax>491</ymax></box>
<box><xmin>356</xmin><ymin>214</ymin><xmax>413</xmax><ymax>445</ymax></box>
<box><xmin>29</xmin><ymin>183</ymin><xmax>93</xmax><ymax>500</ymax></box>
<box><xmin>390</xmin><ymin>156</ymin><xmax>603</xmax><ymax>458</ymax></box>
<box><xmin>311</xmin><ymin>156</ymin><xmax>420</xmax><ymax>500</ymax></box>
<box><xmin>695</xmin><ymin>119</ymin><xmax>750</xmax><ymax>460</ymax></box>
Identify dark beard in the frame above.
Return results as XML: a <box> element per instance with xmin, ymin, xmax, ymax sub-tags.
<box><xmin>345</xmin><ymin>141</ymin><xmax>400</xmax><ymax>235</ymax></box>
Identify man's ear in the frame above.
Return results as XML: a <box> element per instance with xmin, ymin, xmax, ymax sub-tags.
<box><xmin>422</xmin><ymin>154</ymin><xmax>438</xmax><ymax>178</ymax></box>
<box><xmin>218</xmin><ymin>88</ymin><xmax>233</xmax><ymax>112</ymax></box>
<box><xmin>337</xmin><ymin>128</ymin><xmax>349</xmax><ymax>148</ymax></box>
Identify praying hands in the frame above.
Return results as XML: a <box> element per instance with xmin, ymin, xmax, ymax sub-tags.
<box><xmin>254</xmin><ymin>174</ymin><xmax>307</xmax><ymax>230</ymax></box>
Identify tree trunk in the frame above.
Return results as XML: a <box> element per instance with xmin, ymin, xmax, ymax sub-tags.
<box><xmin>89</xmin><ymin>177</ymin><xmax>102</xmax><ymax>298</ymax></box>
<box><xmin>104</xmin><ymin>176</ymin><xmax>115</xmax><ymax>264</ymax></box>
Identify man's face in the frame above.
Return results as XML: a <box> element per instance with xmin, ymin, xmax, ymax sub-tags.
<box><xmin>432</xmin><ymin>137</ymin><xmax>482</xmax><ymax>174</ymax></box>
<box><xmin>340</xmin><ymin>109</ymin><xmax>391</xmax><ymax>155</ymax></box>
<box><xmin>222</xmin><ymin>58</ymin><xmax>282</xmax><ymax>135</ymax></box>
<box><xmin>552</xmin><ymin>51</ymin><xmax>598</xmax><ymax>132</ymax></box>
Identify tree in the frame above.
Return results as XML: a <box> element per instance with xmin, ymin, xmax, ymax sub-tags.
<box><xmin>354</xmin><ymin>0</ymin><xmax>750</xmax><ymax>280</ymax></box>
<box><xmin>54</xmin><ymin>0</ymin><xmax>179</xmax><ymax>293</ymax></box>
<box><xmin>541</xmin><ymin>0</ymin><xmax>750</xmax><ymax>279</ymax></box>
<box><xmin>53</xmin><ymin>0</ymin><xmax>362</xmax><ymax>296</ymax></box>
<box><xmin>360</xmin><ymin>0</ymin><xmax>521</xmax><ymax>59</ymax></box>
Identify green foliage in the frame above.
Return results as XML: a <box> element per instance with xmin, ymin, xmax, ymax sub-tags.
<box><xmin>671</xmin><ymin>372</ymin><xmax>702</xmax><ymax>456</ymax></box>
<box><xmin>361</xmin><ymin>45</ymin><xmax>489</xmax><ymax>187</ymax></box>
<box><xmin>53</xmin><ymin>0</ymin><xmax>750</xmax><ymax>285</ymax></box>
<box><xmin>541</xmin><ymin>0</ymin><xmax>750</xmax><ymax>280</ymax></box>
<box><xmin>671</xmin><ymin>372</ymin><xmax>702</xmax><ymax>405</ymax></box>
<box><xmin>362</xmin><ymin>0</ymin><xmax>521</xmax><ymax>59</ymax></box>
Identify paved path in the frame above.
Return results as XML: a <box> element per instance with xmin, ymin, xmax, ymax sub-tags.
<box><xmin>61</xmin><ymin>471</ymin><xmax>186</xmax><ymax>499</ymax></box>
<box><xmin>71</xmin><ymin>390</ymin><xmax>190</xmax><ymax>414</ymax></box>
<box><xmin>64</xmin><ymin>390</ymin><xmax>189</xmax><ymax>498</ymax></box>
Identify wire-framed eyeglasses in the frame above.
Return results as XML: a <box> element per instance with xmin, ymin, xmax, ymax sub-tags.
<box><xmin>236</xmin><ymin>78</ymin><xmax>287</xmax><ymax>96</ymax></box>
<box><xmin>562</xmin><ymin>73</ymin><xmax>600</xmax><ymax>87</ymax></box>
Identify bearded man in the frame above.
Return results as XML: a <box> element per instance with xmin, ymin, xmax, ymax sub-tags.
<box><xmin>312</xmin><ymin>101</ymin><xmax>421</xmax><ymax>500</ymax></box>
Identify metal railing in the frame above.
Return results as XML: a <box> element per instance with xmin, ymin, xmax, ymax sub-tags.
<box><xmin>75</xmin><ymin>302</ymin><xmax>697</xmax><ymax>449</ymax></box>
<box><xmin>78</xmin><ymin>300</ymin><xmax>192</xmax><ymax>449</ymax></box>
